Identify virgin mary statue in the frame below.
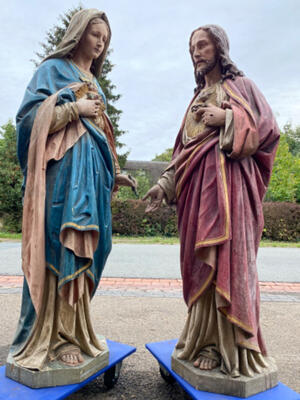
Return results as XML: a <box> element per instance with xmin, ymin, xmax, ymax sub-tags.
<box><xmin>7</xmin><ymin>8</ymin><xmax>134</xmax><ymax>373</ymax></box>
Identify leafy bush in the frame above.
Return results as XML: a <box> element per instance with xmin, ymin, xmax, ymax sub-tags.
<box><xmin>112</xmin><ymin>200</ymin><xmax>300</xmax><ymax>241</ymax></box>
<box><xmin>0</xmin><ymin>121</ymin><xmax>23</xmax><ymax>232</ymax></box>
<box><xmin>282</xmin><ymin>123</ymin><xmax>300</xmax><ymax>157</ymax></box>
<box><xmin>265</xmin><ymin>135</ymin><xmax>300</xmax><ymax>202</ymax></box>
<box><xmin>262</xmin><ymin>202</ymin><xmax>300</xmax><ymax>241</ymax></box>
<box><xmin>112</xmin><ymin>199</ymin><xmax>178</xmax><ymax>236</ymax></box>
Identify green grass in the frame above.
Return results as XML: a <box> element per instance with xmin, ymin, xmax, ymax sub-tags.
<box><xmin>0</xmin><ymin>232</ymin><xmax>299</xmax><ymax>247</ymax></box>
<box><xmin>112</xmin><ymin>235</ymin><xmax>180</xmax><ymax>244</ymax></box>
<box><xmin>0</xmin><ymin>232</ymin><xmax>22</xmax><ymax>241</ymax></box>
<box><xmin>259</xmin><ymin>240</ymin><xmax>300</xmax><ymax>248</ymax></box>
<box><xmin>112</xmin><ymin>236</ymin><xmax>300</xmax><ymax>247</ymax></box>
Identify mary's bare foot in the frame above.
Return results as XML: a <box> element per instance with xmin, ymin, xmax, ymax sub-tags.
<box><xmin>57</xmin><ymin>344</ymin><xmax>84</xmax><ymax>366</ymax></box>
<box><xmin>61</xmin><ymin>351</ymin><xmax>84</xmax><ymax>366</ymax></box>
<box><xmin>193</xmin><ymin>356</ymin><xmax>219</xmax><ymax>370</ymax></box>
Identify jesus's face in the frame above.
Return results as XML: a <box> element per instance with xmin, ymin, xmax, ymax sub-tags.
<box><xmin>190</xmin><ymin>29</ymin><xmax>218</xmax><ymax>80</ymax></box>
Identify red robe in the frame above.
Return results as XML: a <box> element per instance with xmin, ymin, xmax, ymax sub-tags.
<box><xmin>172</xmin><ymin>76</ymin><xmax>279</xmax><ymax>353</ymax></box>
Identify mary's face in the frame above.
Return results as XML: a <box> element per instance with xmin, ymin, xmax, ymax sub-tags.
<box><xmin>77</xmin><ymin>20</ymin><xmax>109</xmax><ymax>60</ymax></box>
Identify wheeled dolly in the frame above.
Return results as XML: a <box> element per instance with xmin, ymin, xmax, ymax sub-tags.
<box><xmin>0</xmin><ymin>340</ymin><xmax>135</xmax><ymax>399</ymax></box>
<box><xmin>146</xmin><ymin>339</ymin><xmax>300</xmax><ymax>400</ymax></box>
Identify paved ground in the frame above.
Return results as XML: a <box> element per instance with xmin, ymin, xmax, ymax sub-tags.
<box><xmin>1</xmin><ymin>242</ymin><xmax>300</xmax><ymax>282</ymax></box>
<box><xmin>1</xmin><ymin>276</ymin><xmax>300</xmax><ymax>302</ymax></box>
<box><xmin>0</xmin><ymin>242</ymin><xmax>299</xmax><ymax>398</ymax></box>
<box><xmin>0</xmin><ymin>294</ymin><xmax>299</xmax><ymax>399</ymax></box>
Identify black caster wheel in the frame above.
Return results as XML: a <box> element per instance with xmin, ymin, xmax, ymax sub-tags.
<box><xmin>179</xmin><ymin>386</ymin><xmax>193</xmax><ymax>399</ymax></box>
<box><xmin>104</xmin><ymin>361</ymin><xmax>122</xmax><ymax>389</ymax></box>
<box><xmin>159</xmin><ymin>363</ymin><xmax>175</xmax><ymax>384</ymax></box>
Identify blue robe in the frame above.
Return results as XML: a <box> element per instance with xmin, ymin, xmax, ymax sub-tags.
<box><xmin>13</xmin><ymin>58</ymin><xmax>115</xmax><ymax>349</ymax></box>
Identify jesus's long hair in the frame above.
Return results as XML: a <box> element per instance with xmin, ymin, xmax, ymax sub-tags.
<box><xmin>190</xmin><ymin>24</ymin><xmax>244</xmax><ymax>91</ymax></box>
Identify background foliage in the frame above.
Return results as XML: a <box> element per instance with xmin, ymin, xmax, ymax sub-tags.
<box><xmin>152</xmin><ymin>148</ymin><xmax>173</xmax><ymax>162</ymax></box>
<box><xmin>112</xmin><ymin>200</ymin><xmax>299</xmax><ymax>241</ymax></box>
<box><xmin>283</xmin><ymin>122</ymin><xmax>300</xmax><ymax>157</ymax></box>
<box><xmin>265</xmin><ymin>133</ymin><xmax>300</xmax><ymax>202</ymax></box>
<box><xmin>112</xmin><ymin>199</ymin><xmax>178</xmax><ymax>237</ymax></box>
<box><xmin>0</xmin><ymin>121</ymin><xmax>23</xmax><ymax>232</ymax></box>
<box><xmin>262</xmin><ymin>202</ymin><xmax>300</xmax><ymax>241</ymax></box>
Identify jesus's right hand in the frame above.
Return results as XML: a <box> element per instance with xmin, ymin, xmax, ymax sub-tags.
<box><xmin>143</xmin><ymin>184</ymin><xmax>165</xmax><ymax>213</ymax></box>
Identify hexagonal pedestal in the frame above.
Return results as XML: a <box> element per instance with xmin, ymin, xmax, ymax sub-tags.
<box><xmin>171</xmin><ymin>346</ymin><xmax>278</xmax><ymax>398</ymax></box>
<box><xmin>6</xmin><ymin>335</ymin><xmax>109</xmax><ymax>388</ymax></box>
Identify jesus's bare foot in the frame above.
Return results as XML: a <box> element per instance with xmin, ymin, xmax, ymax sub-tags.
<box><xmin>193</xmin><ymin>356</ymin><xmax>219</xmax><ymax>370</ymax></box>
<box><xmin>57</xmin><ymin>344</ymin><xmax>84</xmax><ymax>366</ymax></box>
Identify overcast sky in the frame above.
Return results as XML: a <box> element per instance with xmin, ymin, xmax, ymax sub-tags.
<box><xmin>0</xmin><ymin>0</ymin><xmax>299</xmax><ymax>160</ymax></box>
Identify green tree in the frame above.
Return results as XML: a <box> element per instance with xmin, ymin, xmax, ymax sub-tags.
<box><xmin>0</xmin><ymin>121</ymin><xmax>23</xmax><ymax>231</ymax></box>
<box><xmin>265</xmin><ymin>135</ymin><xmax>300</xmax><ymax>202</ymax></box>
<box><xmin>152</xmin><ymin>148</ymin><xmax>173</xmax><ymax>162</ymax></box>
<box><xmin>34</xmin><ymin>5</ymin><xmax>128</xmax><ymax>167</ymax></box>
<box><xmin>282</xmin><ymin>123</ymin><xmax>300</xmax><ymax>157</ymax></box>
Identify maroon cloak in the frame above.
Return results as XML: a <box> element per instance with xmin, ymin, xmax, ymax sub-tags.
<box><xmin>172</xmin><ymin>76</ymin><xmax>280</xmax><ymax>353</ymax></box>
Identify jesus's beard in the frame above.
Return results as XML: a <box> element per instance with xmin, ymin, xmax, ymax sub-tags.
<box><xmin>195</xmin><ymin>57</ymin><xmax>218</xmax><ymax>85</ymax></box>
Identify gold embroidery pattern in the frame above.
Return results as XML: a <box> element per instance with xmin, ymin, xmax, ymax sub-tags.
<box><xmin>60</xmin><ymin>222</ymin><xmax>99</xmax><ymax>231</ymax></box>
<box><xmin>215</xmin><ymin>283</ymin><xmax>258</xmax><ymax>345</ymax></box>
<box><xmin>215</xmin><ymin>285</ymin><xmax>231</xmax><ymax>303</ymax></box>
<box><xmin>58</xmin><ymin>260</ymin><xmax>92</xmax><ymax>288</ymax></box>
<box><xmin>223</xmin><ymin>81</ymin><xmax>255</xmax><ymax>121</ymax></box>
<box><xmin>176</xmin><ymin>134</ymin><xmax>214</xmax><ymax>198</ymax></box>
<box><xmin>47</xmin><ymin>261</ymin><xmax>95</xmax><ymax>285</ymax></box>
<box><xmin>220</xmin><ymin>307</ymin><xmax>254</xmax><ymax>335</ymax></box>
<box><xmin>86</xmin><ymin>269</ymin><xmax>95</xmax><ymax>281</ymax></box>
<box><xmin>47</xmin><ymin>262</ymin><xmax>60</xmax><ymax>275</ymax></box>
<box><xmin>188</xmin><ymin>267</ymin><xmax>215</xmax><ymax>308</ymax></box>
<box><xmin>238</xmin><ymin>340</ymin><xmax>260</xmax><ymax>352</ymax></box>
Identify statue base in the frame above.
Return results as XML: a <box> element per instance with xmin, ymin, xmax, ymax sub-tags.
<box><xmin>5</xmin><ymin>335</ymin><xmax>109</xmax><ymax>388</ymax></box>
<box><xmin>171</xmin><ymin>347</ymin><xmax>278</xmax><ymax>398</ymax></box>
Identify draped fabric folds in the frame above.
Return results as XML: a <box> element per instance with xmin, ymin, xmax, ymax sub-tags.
<box><xmin>11</xmin><ymin>58</ymin><xmax>116</xmax><ymax>360</ymax></box>
<box><xmin>13</xmin><ymin>270</ymin><xmax>105</xmax><ymax>370</ymax></box>
<box><xmin>172</xmin><ymin>76</ymin><xmax>279</xmax><ymax>355</ymax></box>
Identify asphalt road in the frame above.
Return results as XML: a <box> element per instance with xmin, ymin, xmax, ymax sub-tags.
<box><xmin>0</xmin><ymin>242</ymin><xmax>299</xmax><ymax>282</ymax></box>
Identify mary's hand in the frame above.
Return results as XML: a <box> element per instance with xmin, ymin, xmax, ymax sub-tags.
<box><xmin>76</xmin><ymin>97</ymin><xmax>101</xmax><ymax>118</ymax></box>
<box><xmin>115</xmin><ymin>174</ymin><xmax>137</xmax><ymax>188</ymax></box>
<box><xmin>142</xmin><ymin>184</ymin><xmax>164</xmax><ymax>213</ymax></box>
<box><xmin>115</xmin><ymin>174</ymin><xmax>138</xmax><ymax>197</ymax></box>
